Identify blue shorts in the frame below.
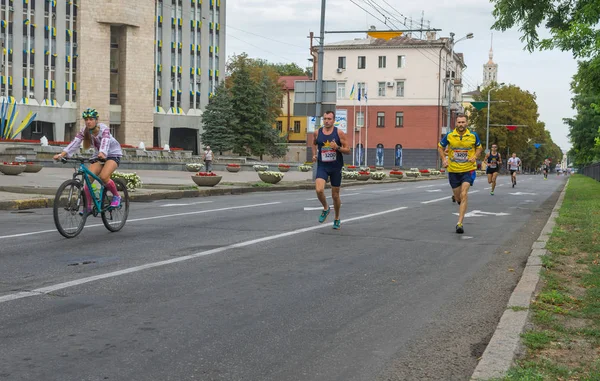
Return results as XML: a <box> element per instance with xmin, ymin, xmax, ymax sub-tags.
<box><xmin>90</xmin><ymin>156</ymin><xmax>121</xmax><ymax>166</ymax></box>
<box><xmin>316</xmin><ymin>165</ymin><xmax>342</xmax><ymax>187</ymax></box>
<box><xmin>448</xmin><ymin>170</ymin><xmax>476</xmax><ymax>189</ymax></box>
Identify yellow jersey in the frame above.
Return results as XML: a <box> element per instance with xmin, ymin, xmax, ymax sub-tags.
<box><xmin>439</xmin><ymin>128</ymin><xmax>482</xmax><ymax>173</ymax></box>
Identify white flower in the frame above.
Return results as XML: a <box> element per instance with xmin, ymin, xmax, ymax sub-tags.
<box><xmin>299</xmin><ymin>165</ymin><xmax>312</xmax><ymax>171</ymax></box>
<box><xmin>111</xmin><ymin>172</ymin><xmax>143</xmax><ymax>191</ymax></box>
<box><xmin>253</xmin><ymin>164</ymin><xmax>269</xmax><ymax>171</ymax></box>
<box><xmin>342</xmin><ymin>170</ymin><xmax>359</xmax><ymax>179</ymax></box>
<box><xmin>186</xmin><ymin>163</ymin><xmax>204</xmax><ymax>171</ymax></box>
<box><xmin>258</xmin><ymin>171</ymin><xmax>284</xmax><ymax>179</ymax></box>
<box><xmin>370</xmin><ymin>171</ymin><xmax>387</xmax><ymax>180</ymax></box>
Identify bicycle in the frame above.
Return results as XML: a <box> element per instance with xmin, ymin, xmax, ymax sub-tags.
<box><xmin>53</xmin><ymin>157</ymin><xmax>129</xmax><ymax>238</ymax></box>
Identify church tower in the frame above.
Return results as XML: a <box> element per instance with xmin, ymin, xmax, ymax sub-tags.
<box><xmin>483</xmin><ymin>34</ymin><xmax>498</xmax><ymax>86</ymax></box>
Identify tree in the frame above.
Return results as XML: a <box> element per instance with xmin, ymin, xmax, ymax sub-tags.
<box><xmin>491</xmin><ymin>0</ymin><xmax>600</xmax><ymax>59</ymax></box>
<box><xmin>468</xmin><ymin>84</ymin><xmax>563</xmax><ymax>170</ymax></box>
<box><xmin>200</xmin><ymin>82</ymin><xmax>237</xmax><ymax>155</ymax></box>
<box><xmin>227</xmin><ymin>53</ymin><xmax>287</xmax><ymax>159</ymax></box>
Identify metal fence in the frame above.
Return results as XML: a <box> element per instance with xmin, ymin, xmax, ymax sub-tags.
<box><xmin>582</xmin><ymin>162</ymin><xmax>600</xmax><ymax>181</ymax></box>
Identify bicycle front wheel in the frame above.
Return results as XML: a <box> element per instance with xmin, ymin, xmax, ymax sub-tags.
<box><xmin>53</xmin><ymin>179</ymin><xmax>87</xmax><ymax>238</ymax></box>
<box><xmin>101</xmin><ymin>178</ymin><xmax>129</xmax><ymax>232</ymax></box>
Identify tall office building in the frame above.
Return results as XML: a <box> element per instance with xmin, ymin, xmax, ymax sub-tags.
<box><xmin>0</xmin><ymin>0</ymin><xmax>225</xmax><ymax>154</ymax></box>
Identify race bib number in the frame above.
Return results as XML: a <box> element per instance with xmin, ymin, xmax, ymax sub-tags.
<box><xmin>453</xmin><ymin>150</ymin><xmax>468</xmax><ymax>163</ymax></box>
<box><xmin>321</xmin><ymin>147</ymin><xmax>337</xmax><ymax>162</ymax></box>
<box><xmin>489</xmin><ymin>162</ymin><xmax>497</xmax><ymax>168</ymax></box>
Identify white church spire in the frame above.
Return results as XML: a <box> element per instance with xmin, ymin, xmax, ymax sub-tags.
<box><xmin>483</xmin><ymin>33</ymin><xmax>498</xmax><ymax>86</ymax></box>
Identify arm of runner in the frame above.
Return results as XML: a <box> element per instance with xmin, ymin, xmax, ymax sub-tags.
<box><xmin>312</xmin><ymin>130</ymin><xmax>319</xmax><ymax>162</ymax></box>
<box><xmin>331</xmin><ymin>130</ymin><xmax>350</xmax><ymax>154</ymax></box>
<box><xmin>438</xmin><ymin>134</ymin><xmax>449</xmax><ymax>167</ymax></box>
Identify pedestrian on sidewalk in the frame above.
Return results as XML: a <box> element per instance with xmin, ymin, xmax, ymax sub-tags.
<box><xmin>203</xmin><ymin>146</ymin><xmax>213</xmax><ymax>172</ymax></box>
<box><xmin>313</xmin><ymin>110</ymin><xmax>350</xmax><ymax>230</ymax></box>
<box><xmin>438</xmin><ymin>113</ymin><xmax>482</xmax><ymax>234</ymax></box>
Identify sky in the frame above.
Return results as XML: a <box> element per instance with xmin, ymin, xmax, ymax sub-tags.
<box><xmin>226</xmin><ymin>0</ymin><xmax>578</xmax><ymax>151</ymax></box>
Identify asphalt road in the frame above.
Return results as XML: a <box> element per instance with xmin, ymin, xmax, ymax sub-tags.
<box><xmin>0</xmin><ymin>174</ymin><xmax>566</xmax><ymax>381</ymax></box>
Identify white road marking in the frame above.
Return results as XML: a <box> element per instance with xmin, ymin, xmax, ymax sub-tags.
<box><xmin>461</xmin><ymin>236</ymin><xmax>474</xmax><ymax>240</ymax></box>
<box><xmin>371</xmin><ymin>188</ymin><xmax>404</xmax><ymax>193</ymax></box>
<box><xmin>305</xmin><ymin>192</ymin><xmax>361</xmax><ymax>201</ymax></box>
<box><xmin>421</xmin><ymin>190</ymin><xmax>480</xmax><ymax>204</ymax></box>
<box><xmin>425</xmin><ymin>189</ymin><xmax>442</xmax><ymax>193</ymax></box>
<box><xmin>0</xmin><ymin>206</ymin><xmax>408</xmax><ymax>304</ymax></box>
<box><xmin>303</xmin><ymin>206</ymin><xmax>332</xmax><ymax>211</ymax></box>
<box><xmin>453</xmin><ymin>210</ymin><xmax>511</xmax><ymax>217</ymax></box>
<box><xmin>0</xmin><ymin>202</ymin><xmax>281</xmax><ymax>240</ymax></box>
<box><xmin>510</xmin><ymin>192</ymin><xmax>537</xmax><ymax>196</ymax></box>
<box><xmin>159</xmin><ymin>201</ymin><xmax>214</xmax><ymax>207</ymax></box>
<box><xmin>417</xmin><ymin>184</ymin><xmax>437</xmax><ymax>188</ymax></box>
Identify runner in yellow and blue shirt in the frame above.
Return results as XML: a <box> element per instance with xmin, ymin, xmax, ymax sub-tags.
<box><xmin>437</xmin><ymin>114</ymin><xmax>482</xmax><ymax>234</ymax></box>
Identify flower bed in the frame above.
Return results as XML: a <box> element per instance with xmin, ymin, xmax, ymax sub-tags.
<box><xmin>299</xmin><ymin>165</ymin><xmax>312</xmax><ymax>172</ymax></box>
<box><xmin>370</xmin><ymin>172</ymin><xmax>386</xmax><ymax>180</ymax></box>
<box><xmin>226</xmin><ymin>163</ymin><xmax>241</xmax><ymax>173</ymax></box>
<box><xmin>111</xmin><ymin>171</ymin><xmax>143</xmax><ymax>191</ymax></box>
<box><xmin>405</xmin><ymin>171</ymin><xmax>421</xmax><ymax>178</ymax></box>
<box><xmin>185</xmin><ymin>163</ymin><xmax>204</xmax><ymax>172</ymax></box>
<box><xmin>253</xmin><ymin>164</ymin><xmax>269</xmax><ymax>172</ymax></box>
<box><xmin>356</xmin><ymin>171</ymin><xmax>371</xmax><ymax>181</ymax></box>
<box><xmin>0</xmin><ymin>162</ymin><xmax>26</xmax><ymax>175</ymax></box>
<box><xmin>419</xmin><ymin>169</ymin><xmax>431</xmax><ymax>177</ymax></box>
<box><xmin>278</xmin><ymin>164</ymin><xmax>290</xmax><ymax>172</ymax></box>
<box><xmin>120</xmin><ymin>144</ymin><xmax>135</xmax><ymax>149</ymax></box>
<box><xmin>427</xmin><ymin>168</ymin><xmax>441</xmax><ymax>176</ymax></box>
<box><xmin>191</xmin><ymin>172</ymin><xmax>222</xmax><ymax>187</ymax></box>
<box><xmin>24</xmin><ymin>161</ymin><xmax>43</xmax><ymax>173</ymax></box>
<box><xmin>345</xmin><ymin>165</ymin><xmax>357</xmax><ymax>171</ymax></box>
<box><xmin>258</xmin><ymin>171</ymin><xmax>284</xmax><ymax>184</ymax></box>
<box><xmin>389</xmin><ymin>170</ymin><xmax>403</xmax><ymax>179</ymax></box>
<box><xmin>342</xmin><ymin>170</ymin><xmax>359</xmax><ymax>180</ymax></box>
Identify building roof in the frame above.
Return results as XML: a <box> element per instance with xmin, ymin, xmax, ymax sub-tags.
<box><xmin>463</xmin><ymin>89</ymin><xmax>481</xmax><ymax>96</ymax></box>
<box><xmin>324</xmin><ymin>34</ymin><xmax>448</xmax><ymax>48</ymax></box>
<box><xmin>279</xmin><ymin>76</ymin><xmax>310</xmax><ymax>90</ymax></box>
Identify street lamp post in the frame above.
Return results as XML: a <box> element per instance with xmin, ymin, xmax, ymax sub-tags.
<box><xmin>446</xmin><ymin>32</ymin><xmax>473</xmax><ymax>136</ymax></box>
<box><xmin>485</xmin><ymin>83</ymin><xmax>505</xmax><ymax>153</ymax></box>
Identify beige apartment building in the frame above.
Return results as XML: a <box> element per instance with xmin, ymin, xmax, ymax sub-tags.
<box><xmin>0</xmin><ymin>0</ymin><xmax>225</xmax><ymax>154</ymax></box>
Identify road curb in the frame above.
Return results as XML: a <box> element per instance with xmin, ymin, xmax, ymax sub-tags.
<box><xmin>470</xmin><ymin>179</ymin><xmax>568</xmax><ymax>380</ymax></box>
<box><xmin>0</xmin><ymin>175</ymin><xmax>448</xmax><ymax>211</ymax></box>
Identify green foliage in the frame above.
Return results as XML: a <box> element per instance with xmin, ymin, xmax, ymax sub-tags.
<box><xmin>227</xmin><ymin>53</ymin><xmax>288</xmax><ymax>159</ymax></box>
<box><xmin>469</xmin><ymin>84</ymin><xmax>562</xmax><ymax>169</ymax></box>
<box><xmin>200</xmin><ymin>82</ymin><xmax>236</xmax><ymax>154</ymax></box>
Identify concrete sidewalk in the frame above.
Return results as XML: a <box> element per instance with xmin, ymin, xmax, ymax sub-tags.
<box><xmin>0</xmin><ymin>166</ymin><xmax>443</xmax><ymax>210</ymax></box>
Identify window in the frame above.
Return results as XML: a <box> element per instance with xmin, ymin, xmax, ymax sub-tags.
<box><xmin>396</xmin><ymin>80</ymin><xmax>405</xmax><ymax>97</ymax></box>
<box><xmin>110</xmin><ymin>124</ymin><xmax>119</xmax><ymax>136</ymax></box>
<box><xmin>397</xmin><ymin>55</ymin><xmax>406</xmax><ymax>68</ymax></box>
<box><xmin>337</xmin><ymin>82</ymin><xmax>345</xmax><ymax>98</ymax></box>
<box><xmin>279</xmin><ymin>98</ymin><xmax>283</xmax><ymax>108</ymax></box>
<box><xmin>294</xmin><ymin>121</ymin><xmax>301</xmax><ymax>133</ymax></box>
<box><xmin>378</xmin><ymin>56</ymin><xmax>386</xmax><ymax>68</ymax></box>
<box><xmin>378</xmin><ymin>82</ymin><xmax>385</xmax><ymax>97</ymax></box>
<box><xmin>356</xmin><ymin>111</ymin><xmax>364</xmax><ymax>127</ymax></box>
<box><xmin>395</xmin><ymin>112</ymin><xmax>404</xmax><ymax>127</ymax></box>
<box><xmin>377</xmin><ymin>112</ymin><xmax>385</xmax><ymax>127</ymax></box>
<box><xmin>337</xmin><ymin>56</ymin><xmax>346</xmax><ymax>69</ymax></box>
<box><xmin>276</xmin><ymin>121</ymin><xmax>283</xmax><ymax>133</ymax></box>
<box><xmin>357</xmin><ymin>82</ymin><xmax>366</xmax><ymax>95</ymax></box>
<box><xmin>357</xmin><ymin>56</ymin><xmax>366</xmax><ymax>69</ymax></box>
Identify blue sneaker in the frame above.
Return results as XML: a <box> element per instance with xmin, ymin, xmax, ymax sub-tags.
<box><xmin>333</xmin><ymin>219</ymin><xmax>341</xmax><ymax>230</ymax></box>
<box><xmin>318</xmin><ymin>207</ymin><xmax>330</xmax><ymax>223</ymax></box>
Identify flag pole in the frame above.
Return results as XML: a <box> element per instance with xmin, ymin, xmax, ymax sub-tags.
<box><xmin>351</xmin><ymin>82</ymin><xmax>356</xmax><ymax>166</ymax></box>
<box><xmin>358</xmin><ymin>88</ymin><xmax>362</xmax><ymax>166</ymax></box>
<box><xmin>364</xmin><ymin>85</ymin><xmax>368</xmax><ymax>167</ymax></box>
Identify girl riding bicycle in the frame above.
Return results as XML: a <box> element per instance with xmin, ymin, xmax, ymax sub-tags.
<box><xmin>53</xmin><ymin>108</ymin><xmax>123</xmax><ymax>212</ymax></box>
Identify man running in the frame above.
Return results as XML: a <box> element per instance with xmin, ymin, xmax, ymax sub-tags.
<box><xmin>485</xmin><ymin>144</ymin><xmax>502</xmax><ymax>195</ymax></box>
<box><xmin>507</xmin><ymin>153</ymin><xmax>521</xmax><ymax>187</ymax></box>
<box><xmin>313</xmin><ymin>110</ymin><xmax>350</xmax><ymax>230</ymax></box>
<box><xmin>542</xmin><ymin>159</ymin><xmax>549</xmax><ymax>180</ymax></box>
<box><xmin>438</xmin><ymin>114</ymin><xmax>482</xmax><ymax>234</ymax></box>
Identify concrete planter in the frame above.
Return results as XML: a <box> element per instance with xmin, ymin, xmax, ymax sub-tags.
<box><xmin>0</xmin><ymin>164</ymin><xmax>27</xmax><ymax>175</ymax></box>
<box><xmin>300</xmin><ymin>167</ymin><xmax>311</xmax><ymax>172</ymax></box>
<box><xmin>191</xmin><ymin>175</ymin><xmax>222</xmax><ymax>187</ymax></box>
<box><xmin>278</xmin><ymin>166</ymin><xmax>290</xmax><ymax>172</ymax></box>
<box><xmin>390</xmin><ymin>173</ymin><xmax>403</xmax><ymax>179</ymax></box>
<box><xmin>258</xmin><ymin>172</ymin><xmax>283</xmax><ymax>184</ymax></box>
<box><xmin>24</xmin><ymin>163</ymin><xmax>43</xmax><ymax>173</ymax></box>
<box><xmin>226</xmin><ymin>166</ymin><xmax>241</xmax><ymax>173</ymax></box>
<box><xmin>356</xmin><ymin>174</ymin><xmax>370</xmax><ymax>181</ymax></box>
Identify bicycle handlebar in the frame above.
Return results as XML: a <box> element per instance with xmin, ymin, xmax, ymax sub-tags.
<box><xmin>59</xmin><ymin>157</ymin><xmax>106</xmax><ymax>164</ymax></box>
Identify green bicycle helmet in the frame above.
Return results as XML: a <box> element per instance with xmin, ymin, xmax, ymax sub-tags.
<box><xmin>82</xmin><ymin>108</ymin><xmax>99</xmax><ymax>119</ymax></box>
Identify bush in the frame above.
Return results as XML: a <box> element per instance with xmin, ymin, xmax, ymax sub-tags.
<box><xmin>111</xmin><ymin>171</ymin><xmax>142</xmax><ymax>191</ymax></box>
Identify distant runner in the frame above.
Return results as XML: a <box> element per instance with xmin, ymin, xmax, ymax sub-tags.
<box><xmin>507</xmin><ymin>153</ymin><xmax>521</xmax><ymax>187</ymax></box>
<box><xmin>484</xmin><ymin>144</ymin><xmax>502</xmax><ymax>195</ymax></box>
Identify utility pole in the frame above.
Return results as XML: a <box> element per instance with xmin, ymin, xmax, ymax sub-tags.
<box><xmin>446</xmin><ymin>33</ymin><xmax>455</xmax><ymax>136</ymax></box>
<box><xmin>315</xmin><ymin>0</ymin><xmax>326</xmax><ymax>122</ymax></box>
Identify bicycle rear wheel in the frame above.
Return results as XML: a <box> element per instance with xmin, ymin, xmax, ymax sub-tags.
<box><xmin>101</xmin><ymin>178</ymin><xmax>129</xmax><ymax>232</ymax></box>
<box><xmin>53</xmin><ymin>179</ymin><xmax>87</xmax><ymax>238</ymax></box>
